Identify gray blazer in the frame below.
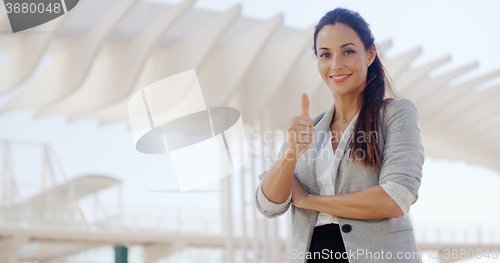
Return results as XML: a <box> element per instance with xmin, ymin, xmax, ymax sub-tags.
<box><xmin>255</xmin><ymin>98</ymin><xmax>424</xmax><ymax>263</ymax></box>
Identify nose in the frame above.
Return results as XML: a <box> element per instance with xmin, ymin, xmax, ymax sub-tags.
<box><xmin>330</xmin><ymin>54</ymin><xmax>344</xmax><ymax>71</ymax></box>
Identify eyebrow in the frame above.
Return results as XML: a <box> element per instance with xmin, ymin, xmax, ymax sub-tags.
<box><xmin>318</xmin><ymin>43</ymin><xmax>356</xmax><ymax>50</ymax></box>
<box><xmin>341</xmin><ymin>43</ymin><xmax>356</xmax><ymax>48</ymax></box>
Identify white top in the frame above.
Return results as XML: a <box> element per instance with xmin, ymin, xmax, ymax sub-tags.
<box><xmin>314</xmin><ymin>113</ymin><xmax>359</xmax><ymax>226</ymax></box>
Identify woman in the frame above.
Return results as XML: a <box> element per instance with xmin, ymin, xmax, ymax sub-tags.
<box><xmin>255</xmin><ymin>8</ymin><xmax>424</xmax><ymax>263</ymax></box>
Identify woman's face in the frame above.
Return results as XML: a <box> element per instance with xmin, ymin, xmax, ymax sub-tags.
<box><xmin>316</xmin><ymin>23</ymin><xmax>376</xmax><ymax>97</ymax></box>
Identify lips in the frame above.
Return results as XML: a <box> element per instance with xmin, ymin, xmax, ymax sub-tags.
<box><xmin>329</xmin><ymin>74</ymin><xmax>351</xmax><ymax>83</ymax></box>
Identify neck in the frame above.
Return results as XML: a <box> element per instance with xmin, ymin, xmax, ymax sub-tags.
<box><xmin>332</xmin><ymin>93</ymin><xmax>361</xmax><ymax>123</ymax></box>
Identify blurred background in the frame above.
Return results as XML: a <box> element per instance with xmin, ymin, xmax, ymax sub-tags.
<box><xmin>0</xmin><ymin>0</ymin><xmax>499</xmax><ymax>262</ymax></box>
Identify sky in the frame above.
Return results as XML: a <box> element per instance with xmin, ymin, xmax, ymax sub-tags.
<box><xmin>1</xmin><ymin>0</ymin><xmax>500</xmax><ymax>262</ymax></box>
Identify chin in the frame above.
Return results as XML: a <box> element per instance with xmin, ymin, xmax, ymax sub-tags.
<box><xmin>328</xmin><ymin>85</ymin><xmax>350</xmax><ymax>96</ymax></box>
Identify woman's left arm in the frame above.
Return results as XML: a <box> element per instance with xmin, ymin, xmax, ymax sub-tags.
<box><xmin>292</xmin><ymin>180</ymin><xmax>403</xmax><ymax>220</ymax></box>
<box><xmin>291</xmin><ymin>99</ymin><xmax>425</xmax><ymax>220</ymax></box>
<box><xmin>259</xmin><ymin>171</ymin><xmax>401</xmax><ymax>219</ymax></box>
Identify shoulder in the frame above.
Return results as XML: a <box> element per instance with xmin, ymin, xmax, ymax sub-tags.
<box><xmin>384</xmin><ymin>98</ymin><xmax>418</xmax><ymax>112</ymax></box>
<box><xmin>377</xmin><ymin>98</ymin><xmax>421</xmax><ymax>141</ymax></box>
<box><xmin>381</xmin><ymin>98</ymin><xmax>419</xmax><ymax>122</ymax></box>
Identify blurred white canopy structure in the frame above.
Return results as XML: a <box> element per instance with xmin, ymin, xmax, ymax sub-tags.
<box><xmin>0</xmin><ymin>0</ymin><xmax>499</xmax><ymax>172</ymax></box>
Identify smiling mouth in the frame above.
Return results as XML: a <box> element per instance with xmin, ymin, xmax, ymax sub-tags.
<box><xmin>329</xmin><ymin>74</ymin><xmax>351</xmax><ymax>82</ymax></box>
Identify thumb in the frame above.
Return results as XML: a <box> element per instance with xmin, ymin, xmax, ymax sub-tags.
<box><xmin>300</xmin><ymin>93</ymin><xmax>310</xmax><ymax>118</ymax></box>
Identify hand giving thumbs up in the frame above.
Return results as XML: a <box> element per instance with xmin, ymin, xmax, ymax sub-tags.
<box><xmin>284</xmin><ymin>93</ymin><xmax>315</xmax><ymax>161</ymax></box>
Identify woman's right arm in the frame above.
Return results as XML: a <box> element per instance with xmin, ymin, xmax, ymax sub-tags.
<box><xmin>260</xmin><ymin>144</ymin><xmax>298</xmax><ymax>203</ymax></box>
<box><xmin>254</xmin><ymin>143</ymin><xmax>296</xmax><ymax>218</ymax></box>
<box><xmin>255</xmin><ymin>93</ymin><xmax>314</xmax><ymax>218</ymax></box>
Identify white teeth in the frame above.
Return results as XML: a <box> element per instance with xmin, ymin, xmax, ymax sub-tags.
<box><xmin>331</xmin><ymin>75</ymin><xmax>349</xmax><ymax>79</ymax></box>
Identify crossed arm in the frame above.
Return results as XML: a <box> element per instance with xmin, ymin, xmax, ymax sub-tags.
<box><xmin>258</xmin><ymin>171</ymin><xmax>404</xmax><ymax>220</ymax></box>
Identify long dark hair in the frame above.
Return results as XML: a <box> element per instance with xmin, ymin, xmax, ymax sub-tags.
<box><xmin>312</xmin><ymin>8</ymin><xmax>399</xmax><ymax>170</ymax></box>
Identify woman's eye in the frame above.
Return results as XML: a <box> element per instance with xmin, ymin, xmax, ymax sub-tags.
<box><xmin>320</xmin><ymin>53</ymin><xmax>330</xmax><ymax>58</ymax></box>
<box><xmin>344</xmin><ymin>49</ymin><xmax>355</xmax><ymax>55</ymax></box>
